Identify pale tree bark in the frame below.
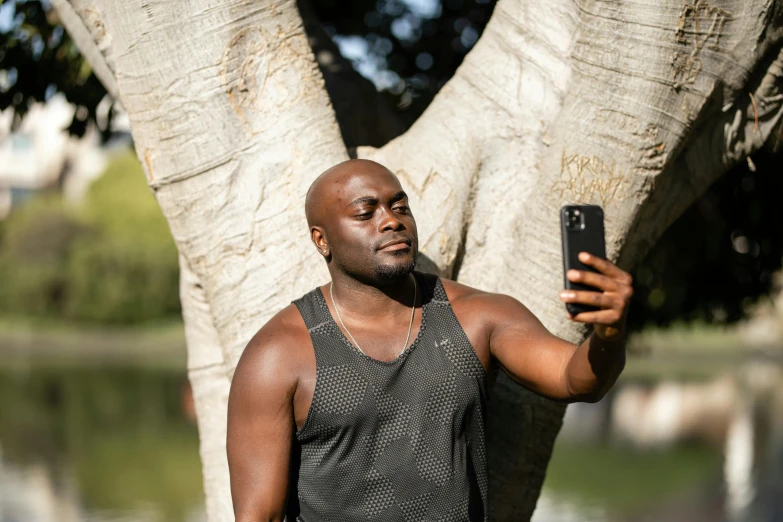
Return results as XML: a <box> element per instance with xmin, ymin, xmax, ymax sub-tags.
<box><xmin>53</xmin><ymin>0</ymin><xmax>783</xmax><ymax>520</ymax></box>
<box><xmin>179</xmin><ymin>254</ymin><xmax>233</xmax><ymax>521</ymax></box>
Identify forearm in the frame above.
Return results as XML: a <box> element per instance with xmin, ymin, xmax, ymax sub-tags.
<box><xmin>563</xmin><ymin>328</ymin><xmax>626</xmax><ymax>402</ymax></box>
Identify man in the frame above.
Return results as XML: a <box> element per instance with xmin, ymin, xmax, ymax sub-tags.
<box><xmin>227</xmin><ymin>159</ymin><xmax>633</xmax><ymax>522</ymax></box>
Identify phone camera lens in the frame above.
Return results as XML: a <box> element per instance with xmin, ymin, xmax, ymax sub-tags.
<box><xmin>566</xmin><ymin>208</ymin><xmax>584</xmax><ymax>231</ymax></box>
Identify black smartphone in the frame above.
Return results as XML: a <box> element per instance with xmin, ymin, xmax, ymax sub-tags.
<box><xmin>560</xmin><ymin>205</ymin><xmax>607</xmax><ymax>316</ymax></box>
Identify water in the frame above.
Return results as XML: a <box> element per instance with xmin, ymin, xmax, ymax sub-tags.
<box><xmin>0</xmin><ymin>365</ymin><xmax>205</xmax><ymax>522</ymax></box>
<box><xmin>536</xmin><ymin>361</ymin><xmax>783</xmax><ymax>522</ymax></box>
<box><xmin>537</xmin><ymin>440</ymin><xmax>722</xmax><ymax>522</ymax></box>
<box><xmin>0</xmin><ymin>357</ymin><xmax>780</xmax><ymax>522</ymax></box>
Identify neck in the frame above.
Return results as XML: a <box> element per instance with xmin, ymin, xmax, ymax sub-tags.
<box><xmin>328</xmin><ymin>270</ymin><xmax>416</xmax><ymax>318</ymax></box>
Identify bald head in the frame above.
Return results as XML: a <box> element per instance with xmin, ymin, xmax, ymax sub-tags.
<box><xmin>304</xmin><ymin>158</ymin><xmax>418</xmax><ymax>281</ymax></box>
<box><xmin>305</xmin><ymin>159</ymin><xmax>398</xmax><ymax>227</ymax></box>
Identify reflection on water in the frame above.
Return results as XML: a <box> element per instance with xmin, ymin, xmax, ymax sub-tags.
<box><xmin>535</xmin><ymin>361</ymin><xmax>783</xmax><ymax>522</ymax></box>
<box><xmin>0</xmin><ymin>365</ymin><xmax>205</xmax><ymax>521</ymax></box>
<box><xmin>532</xmin><ymin>493</ymin><xmax>609</xmax><ymax>522</ymax></box>
<box><xmin>1</xmin><ymin>356</ymin><xmax>780</xmax><ymax>522</ymax></box>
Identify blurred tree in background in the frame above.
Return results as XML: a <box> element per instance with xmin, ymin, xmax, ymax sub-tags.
<box><xmin>308</xmin><ymin>0</ymin><xmax>496</xmax><ymax>129</ymax></box>
<box><xmin>0</xmin><ymin>0</ymin><xmax>109</xmax><ymax>137</ymax></box>
<box><xmin>0</xmin><ymin>0</ymin><xmax>494</xmax><ymax>139</ymax></box>
<box><xmin>1</xmin><ymin>0</ymin><xmax>782</xmax><ymax>329</ymax></box>
<box><xmin>0</xmin><ymin>152</ymin><xmax>180</xmax><ymax>323</ymax></box>
<box><xmin>628</xmin><ymin>148</ymin><xmax>783</xmax><ymax>329</ymax></box>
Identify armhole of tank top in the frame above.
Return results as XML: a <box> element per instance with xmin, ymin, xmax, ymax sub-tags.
<box><xmin>292</xmin><ymin>291</ymin><xmax>324</xmax><ymax>440</ymax></box>
<box><xmin>435</xmin><ymin>277</ymin><xmax>490</xmax><ymax>380</ymax></box>
<box><xmin>295</xmin><ymin>374</ymin><xmax>318</xmax><ymax>439</ymax></box>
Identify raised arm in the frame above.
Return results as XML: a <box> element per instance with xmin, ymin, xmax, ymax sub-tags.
<box><xmin>481</xmin><ymin>293</ymin><xmax>588</xmax><ymax>401</ymax></box>
<box><xmin>227</xmin><ymin>318</ymin><xmax>299</xmax><ymax>522</ymax></box>
<box><xmin>456</xmin><ymin>253</ymin><xmax>632</xmax><ymax>403</ymax></box>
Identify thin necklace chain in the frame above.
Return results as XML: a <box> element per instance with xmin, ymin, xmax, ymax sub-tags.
<box><xmin>329</xmin><ymin>276</ymin><xmax>417</xmax><ymax>357</ymax></box>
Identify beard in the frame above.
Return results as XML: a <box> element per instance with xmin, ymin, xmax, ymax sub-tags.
<box><xmin>373</xmin><ymin>248</ymin><xmax>418</xmax><ymax>281</ymax></box>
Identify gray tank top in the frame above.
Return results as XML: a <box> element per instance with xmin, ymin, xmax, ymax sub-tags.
<box><xmin>290</xmin><ymin>272</ymin><xmax>488</xmax><ymax>522</ymax></box>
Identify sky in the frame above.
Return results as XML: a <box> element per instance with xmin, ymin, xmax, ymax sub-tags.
<box><xmin>0</xmin><ymin>2</ymin><xmax>15</xmax><ymax>33</ymax></box>
<box><xmin>333</xmin><ymin>0</ymin><xmax>442</xmax><ymax>92</ymax></box>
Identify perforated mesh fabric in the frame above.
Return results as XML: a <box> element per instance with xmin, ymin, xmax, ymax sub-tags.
<box><xmin>292</xmin><ymin>272</ymin><xmax>488</xmax><ymax>522</ymax></box>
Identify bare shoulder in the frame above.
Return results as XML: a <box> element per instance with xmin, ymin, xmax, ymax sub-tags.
<box><xmin>231</xmin><ymin>303</ymin><xmax>310</xmax><ymax>396</ymax></box>
<box><xmin>438</xmin><ymin>277</ymin><xmax>488</xmax><ymax>302</ymax></box>
<box><xmin>439</xmin><ymin>277</ymin><xmax>539</xmax><ymax>326</ymax></box>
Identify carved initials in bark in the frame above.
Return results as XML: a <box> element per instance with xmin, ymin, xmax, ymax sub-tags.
<box><xmin>553</xmin><ymin>152</ymin><xmax>631</xmax><ymax>206</ymax></box>
<box><xmin>635</xmin><ymin>124</ymin><xmax>667</xmax><ymax>174</ymax></box>
<box><xmin>672</xmin><ymin>1</ymin><xmax>733</xmax><ymax>89</ymax></box>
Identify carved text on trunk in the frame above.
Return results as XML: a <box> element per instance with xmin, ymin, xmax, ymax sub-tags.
<box><xmin>553</xmin><ymin>151</ymin><xmax>631</xmax><ymax>206</ymax></box>
<box><xmin>671</xmin><ymin>1</ymin><xmax>732</xmax><ymax>90</ymax></box>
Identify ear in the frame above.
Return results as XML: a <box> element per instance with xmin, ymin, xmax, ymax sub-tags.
<box><xmin>311</xmin><ymin>226</ymin><xmax>329</xmax><ymax>257</ymax></box>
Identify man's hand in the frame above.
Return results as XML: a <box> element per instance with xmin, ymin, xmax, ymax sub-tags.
<box><xmin>558</xmin><ymin>252</ymin><xmax>633</xmax><ymax>341</ymax></box>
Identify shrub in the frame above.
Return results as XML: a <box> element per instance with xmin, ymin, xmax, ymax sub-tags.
<box><xmin>0</xmin><ymin>195</ymin><xmax>87</xmax><ymax>316</ymax></box>
<box><xmin>0</xmin><ymin>151</ymin><xmax>181</xmax><ymax>324</ymax></box>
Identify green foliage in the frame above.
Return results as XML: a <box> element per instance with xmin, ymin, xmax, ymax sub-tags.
<box><xmin>1</xmin><ymin>0</ymin><xmax>496</xmax><ymax>138</ymax></box>
<box><xmin>311</xmin><ymin>0</ymin><xmax>497</xmax><ymax>126</ymax></box>
<box><xmin>0</xmin><ymin>194</ymin><xmax>84</xmax><ymax>316</ymax></box>
<box><xmin>64</xmin><ymin>153</ymin><xmax>180</xmax><ymax>323</ymax></box>
<box><xmin>0</xmin><ymin>151</ymin><xmax>180</xmax><ymax>324</ymax></box>
<box><xmin>0</xmin><ymin>0</ymin><xmax>109</xmax><ymax>137</ymax></box>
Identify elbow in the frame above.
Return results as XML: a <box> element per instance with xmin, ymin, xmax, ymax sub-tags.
<box><xmin>573</xmin><ymin>374</ymin><xmax>622</xmax><ymax>404</ymax></box>
<box><xmin>564</xmin><ymin>374</ymin><xmax>611</xmax><ymax>404</ymax></box>
<box><xmin>570</xmin><ymin>358</ymin><xmax>626</xmax><ymax>404</ymax></box>
<box><xmin>562</xmin><ymin>372</ymin><xmax>603</xmax><ymax>404</ymax></box>
<box><xmin>578</xmin><ymin>390</ymin><xmax>606</xmax><ymax>404</ymax></box>
<box><xmin>564</xmin><ymin>385</ymin><xmax>602</xmax><ymax>403</ymax></box>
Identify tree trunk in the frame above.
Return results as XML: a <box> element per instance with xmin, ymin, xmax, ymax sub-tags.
<box><xmin>53</xmin><ymin>0</ymin><xmax>783</xmax><ymax>520</ymax></box>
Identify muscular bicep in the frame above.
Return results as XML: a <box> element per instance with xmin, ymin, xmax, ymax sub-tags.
<box><xmin>486</xmin><ymin>295</ymin><xmax>578</xmax><ymax>401</ymax></box>
<box><xmin>227</xmin><ymin>331</ymin><xmax>297</xmax><ymax>522</ymax></box>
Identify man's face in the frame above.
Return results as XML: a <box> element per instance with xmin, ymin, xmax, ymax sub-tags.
<box><xmin>322</xmin><ymin>170</ymin><xmax>418</xmax><ymax>282</ymax></box>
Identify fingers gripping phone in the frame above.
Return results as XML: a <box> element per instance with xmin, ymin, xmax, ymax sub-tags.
<box><xmin>561</xmin><ymin>205</ymin><xmax>607</xmax><ymax>316</ymax></box>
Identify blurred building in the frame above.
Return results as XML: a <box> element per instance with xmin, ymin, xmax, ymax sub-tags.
<box><xmin>0</xmin><ymin>94</ymin><xmax>131</xmax><ymax>219</ymax></box>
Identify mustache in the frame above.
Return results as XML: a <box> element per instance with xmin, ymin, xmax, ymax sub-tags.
<box><xmin>375</xmin><ymin>234</ymin><xmax>415</xmax><ymax>250</ymax></box>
